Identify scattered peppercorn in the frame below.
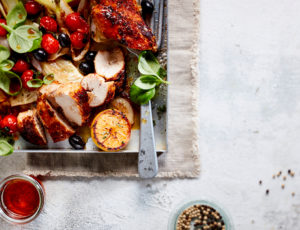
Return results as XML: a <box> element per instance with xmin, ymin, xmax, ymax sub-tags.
<box><xmin>259</xmin><ymin>180</ymin><xmax>262</xmax><ymax>185</ymax></box>
<box><xmin>277</xmin><ymin>171</ymin><xmax>282</xmax><ymax>177</ymax></box>
<box><xmin>266</xmin><ymin>189</ymin><xmax>269</xmax><ymax>195</ymax></box>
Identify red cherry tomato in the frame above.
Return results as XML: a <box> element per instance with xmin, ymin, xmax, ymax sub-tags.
<box><xmin>65</xmin><ymin>13</ymin><xmax>89</xmax><ymax>34</ymax></box>
<box><xmin>70</xmin><ymin>31</ymin><xmax>87</xmax><ymax>49</ymax></box>
<box><xmin>40</xmin><ymin>16</ymin><xmax>57</xmax><ymax>33</ymax></box>
<box><xmin>41</xmin><ymin>34</ymin><xmax>60</xmax><ymax>54</ymax></box>
<box><xmin>21</xmin><ymin>70</ymin><xmax>34</xmax><ymax>91</ymax></box>
<box><xmin>25</xmin><ymin>0</ymin><xmax>42</xmax><ymax>16</ymax></box>
<box><xmin>12</xmin><ymin>60</ymin><xmax>30</xmax><ymax>73</ymax></box>
<box><xmin>1</xmin><ymin>115</ymin><xmax>18</xmax><ymax>134</ymax></box>
<box><xmin>0</xmin><ymin>19</ymin><xmax>7</xmax><ymax>37</ymax></box>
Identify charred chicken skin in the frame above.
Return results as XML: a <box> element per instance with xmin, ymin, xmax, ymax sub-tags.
<box><xmin>50</xmin><ymin>82</ymin><xmax>91</xmax><ymax>127</ymax></box>
<box><xmin>92</xmin><ymin>0</ymin><xmax>157</xmax><ymax>52</ymax></box>
<box><xmin>17</xmin><ymin>109</ymin><xmax>47</xmax><ymax>146</ymax></box>
<box><xmin>37</xmin><ymin>95</ymin><xmax>75</xmax><ymax>143</ymax></box>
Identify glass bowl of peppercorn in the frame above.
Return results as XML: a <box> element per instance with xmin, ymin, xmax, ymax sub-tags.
<box><xmin>168</xmin><ymin>199</ymin><xmax>233</xmax><ymax>230</ymax></box>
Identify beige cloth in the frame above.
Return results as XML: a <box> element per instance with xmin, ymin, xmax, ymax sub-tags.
<box><xmin>24</xmin><ymin>0</ymin><xmax>200</xmax><ymax>178</ymax></box>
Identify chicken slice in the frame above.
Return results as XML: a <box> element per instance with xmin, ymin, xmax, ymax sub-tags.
<box><xmin>39</xmin><ymin>82</ymin><xmax>61</xmax><ymax>107</ymax></box>
<box><xmin>37</xmin><ymin>96</ymin><xmax>75</xmax><ymax>143</ymax></box>
<box><xmin>81</xmin><ymin>73</ymin><xmax>115</xmax><ymax>107</ymax></box>
<box><xmin>50</xmin><ymin>82</ymin><xmax>90</xmax><ymax>126</ymax></box>
<box><xmin>92</xmin><ymin>0</ymin><xmax>157</xmax><ymax>52</ymax></box>
<box><xmin>17</xmin><ymin>109</ymin><xmax>47</xmax><ymax>146</ymax></box>
<box><xmin>94</xmin><ymin>48</ymin><xmax>125</xmax><ymax>81</ymax></box>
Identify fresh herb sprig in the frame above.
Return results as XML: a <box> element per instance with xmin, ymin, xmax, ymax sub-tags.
<box><xmin>0</xmin><ymin>45</ymin><xmax>21</xmax><ymax>96</ymax></box>
<box><xmin>0</xmin><ymin>2</ymin><xmax>42</xmax><ymax>54</ymax></box>
<box><xmin>0</xmin><ymin>130</ymin><xmax>14</xmax><ymax>156</ymax></box>
<box><xmin>130</xmin><ymin>51</ymin><xmax>168</xmax><ymax>105</ymax></box>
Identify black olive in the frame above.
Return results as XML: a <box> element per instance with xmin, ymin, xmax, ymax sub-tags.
<box><xmin>33</xmin><ymin>48</ymin><xmax>48</xmax><ymax>62</ymax></box>
<box><xmin>58</xmin><ymin>33</ymin><xmax>71</xmax><ymax>48</ymax></box>
<box><xmin>141</xmin><ymin>0</ymin><xmax>154</xmax><ymax>15</ymax></box>
<box><xmin>79</xmin><ymin>61</ymin><xmax>94</xmax><ymax>75</ymax></box>
<box><xmin>39</xmin><ymin>26</ymin><xmax>46</xmax><ymax>34</ymax></box>
<box><xmin>85</xmin><ymin>51</ymin><xmax>97</xmax><ymax>62</ymax></box>
<box><xmin>69</xmin><ymin>135</ymin><xmax>85</xmax><ymax>150</ymax></box>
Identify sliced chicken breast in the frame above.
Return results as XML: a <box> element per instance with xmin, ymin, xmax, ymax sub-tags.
<box><xmin>114</xmin><ymin>72</ymin><xmax>126</xmax><ymax>93</ymax></box>
<box><xmin>37</xmin><ymin>96</ymin><xmax>75</xmax><ymax>143</ymax></box>
<box><xmin>39</xmin><ymin>82</ymin><xmax>61</xmax><ymax>107</ymax></box>
<box><xmin>81</xmin><ymin>74</ymin><xmax>116</xmax><ymax>107</ymax></box>
<box><xmin>17</xmin><ymin>109</ymin><xmax>47</xmax><ymax>146</ymax></box>
<box><xmin>94</xmin><ymin>48</ymin><xmax>125</xmax><ymax>81</ymax></box>
<box><xmin>50</xmin><ymin>82</ymin><xmax>90</xmax><ymax>126</ymax></box>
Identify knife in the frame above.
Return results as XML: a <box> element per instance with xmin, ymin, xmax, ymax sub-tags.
<box><xmin>138</xmin><ymin>100</ymin><xmax>158</xmax><ymax>178</ymax></box>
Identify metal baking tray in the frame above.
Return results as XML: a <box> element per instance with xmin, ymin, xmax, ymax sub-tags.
<box><xmin>14</xmin><ymin>0</ymin><xmax>168</xmax><ymax>154</ymax></box>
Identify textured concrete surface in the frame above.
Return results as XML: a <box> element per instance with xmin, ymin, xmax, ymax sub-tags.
<box><xmin>2</xmin><ymin>0</ymin><xmax>300</xmax><ymax>229</ymax></box>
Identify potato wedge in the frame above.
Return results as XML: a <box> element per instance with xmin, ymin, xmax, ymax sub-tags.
<box><xmin>91</xmin><ymin>109</ymin><xmax>131</xmax><ymax>151</ymax></box>
<box><xmin>109</xmin><ymin>97</ymin><xmax>134</xmax><ymax>126</ymax></box>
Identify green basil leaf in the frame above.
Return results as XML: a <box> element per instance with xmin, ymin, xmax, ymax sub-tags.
<box><xmin>0</xmin><ymin>70</ymin><xmax>21</xmax><ymax>96</ymax></box>
<box><xmin>138</xmin><ymin>51</ymin><xmax>160</xmax><ymax>77</ymax></box>
<box><xmin>130</xmin><ymin>84</ymin><xmax>156</xmax><ymax>105</ymax></box>
<box><xmin>27</xmin><ymin>79</ymin><xmax>43</xmax><ymax>88</ymax></box>
<box><xmin>29</xmin><ymin>35</ymin><xmax>42</xmax><ymax>52</ymax></box>
<box><xmin>6</xmin><ymin>2</ymin><xmax>27</xmax><ymax>29</ymax></box>
<box><xmin>0</xmin><ymin>140</ymin><xmax>13</xmax><ymax>156</ymax></box>
<box><xmin>138</xmin><ymin>51</ymin><xmax>168</xmax><ymax>84</ymax></box>
<box><xmin>0</xmin><ymin>45</ymin><xmax>10</xmax><ymax>63</ymax></box>
<box><xmin>0</xmin><ymin>60</ymin><xmax>14</xmax><ymax>71</ymax></box>
<box><xmin>43</xmin><ymin>74</ymin><xmax>54</xmax><ymax>85</ymax></box>
<box><xmin>134</xmin><ymin>75</ymin><xmax>158</xmax><ymax>90</ymax></box>
<box><xmin>8</xmin><ymin>25</ymin><xmax>42</xmax><ymax>53</ymax></box>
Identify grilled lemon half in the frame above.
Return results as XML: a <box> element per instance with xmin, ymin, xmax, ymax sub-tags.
<box><xmin>91</xmin><ymin>109</ymin><xmax>131</xmax><ymax>151</ymax></box>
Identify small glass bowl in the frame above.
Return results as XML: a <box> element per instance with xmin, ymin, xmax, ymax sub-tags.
<box><xmin>0</xmin><ymin>174</ymin><xmax>45</xmax><ymax>224</ymax></box>
<box><xmin>168</xmin><ymin>199</ymin><xmax>233</xmax><ymax>230</ymax></box>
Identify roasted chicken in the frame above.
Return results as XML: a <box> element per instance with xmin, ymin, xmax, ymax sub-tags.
<box><xmin>49</xmin><ymin>82</ymin><xmax>90</xmax><ymax>126</ymax></box>
<box><xmin>37</xmin><ymin>96</ymin><xmax>75</xmax><ymax>143</ymax></box>
<box><xmin>81</xmin><ymin>73</ymin><xmax>115</xmax><ymax>107</ymax></box>
<box><xmin>17</xmin><ymin>109</ymin><xmax>47</xmax><ymax>146</ymax></box>
<box><xmin>92</xmin><ymin>0</ymin><xmax>157</xmax><ymax>52</ymax></box>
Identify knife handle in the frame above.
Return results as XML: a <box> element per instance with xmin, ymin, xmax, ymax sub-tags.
<box><xmin>138</xmin><ymin>101</ymin><xmax>158</xmax><ymax>178</ymax></box>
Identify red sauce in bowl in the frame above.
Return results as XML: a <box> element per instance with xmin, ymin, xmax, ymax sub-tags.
<box><xmin>2</xmin><ymin>179</ymin><xmax>40</xmax><ymax>217</ymax></box>
<box><xmin>0</xmin><ymin>175</ymin><xmax>44</xmax><ymax>224</ymax></box>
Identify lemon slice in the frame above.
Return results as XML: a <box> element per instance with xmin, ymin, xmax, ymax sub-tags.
<box><xmin>91</xmin><ymin>109</ymin><xmax>131</xmax><ymax>151</ymax></box>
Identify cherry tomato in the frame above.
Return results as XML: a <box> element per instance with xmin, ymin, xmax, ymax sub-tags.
<box><xmin>25</xmin><ymin>0</ymin><xmax>42</xmax><ymax>16</ymax></box>
<box><xmin>65</xmin><ymin>13</ymin><xmax>89</xmax><ymax>34</ymax></box>
<box><xmin>40</xmin><ymin>16</ymin><xmax>57</xmax><ymax>33</ymax></box>
<box><xmin>21</xmin><ymin>70</ymin><xmax>34</xmax><ymax>91</ymax></box>
<box><xmin>0</xmin><ymin>19</ymin><xmax>7</xmax><ymax>37</ymax></box>
<box><xmin>12</xmin><ymin>60</ymin><xmax>30</xmax><ymax>73</ymax></box>
<box><xmin>70</xmin><ymin>31</ymin><xmax>88</xmax><ymax>49</ymax></box>
<box><xmin>41</xmin><ymin>34</ymin><xmax>60</xmax><ymax>54</ymax></box>
<box><xmin>1</xmin><ymin>115</ymin><xmax>18</xmax><ymax>134</ymax></box>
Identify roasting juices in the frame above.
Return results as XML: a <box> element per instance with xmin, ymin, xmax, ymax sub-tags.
<box><xmin>0</xmin><ymin>175</ymin><xmax>44</xmax><ymax>224</ymax></box>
